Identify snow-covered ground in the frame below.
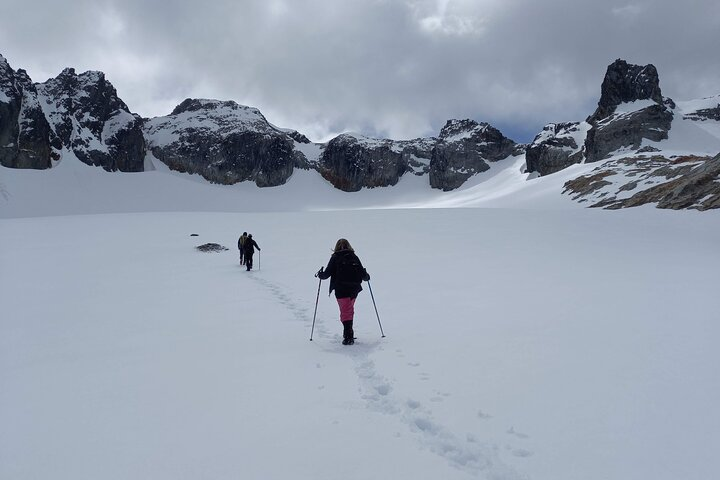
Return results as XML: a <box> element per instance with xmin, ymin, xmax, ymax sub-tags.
<box><xmin>1</xmin><ymin>155</ymin><xmax>719</xmax><ymax>480</ymax></box>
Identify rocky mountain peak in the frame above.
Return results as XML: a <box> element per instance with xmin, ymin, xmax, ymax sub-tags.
<box><xmin>14</xmin><ymin>68</ymin><xmax>33</xmax><ymax>87</ymax></box>
<box><xmin>438</xmin><ymin>119</ymin><xmax>487</xmax><ymax>140</ymax></box>
<box><xmin>145</xmin><ymin>98</ymin><xmax>302</xmax><ymax>187</ymax></box>
<box><xmin>429</xmin><ymin>119</ymin><xmax>517</xmax><ymax>191</ymax></box>
<box><xmin>0</xmin><ymin>56</ymin><xmax>15</xmax><ymax>93</ymax></box>
<box><xmin>0</xmin><ymin>57</ymin><xmax>54</xmax><ymax>169</ymax></box>
<box><xmin>170</xmin><ymin>98</ymin><xmax>260</xmax><ymax>116</ymax></box>
<box><xmin>41</xmin><ymin>67</ymin><xmax>127</xmax><ymax>113</ymax></box>
<box><xmin>25</xmin><ymin>65</ymin><xmax>146</xmax><ymax>172</ymax></box>
<box><xmin>588</xmin><ymin>59</ymin><xmax>665</xmax><ymax>123</ymax></box>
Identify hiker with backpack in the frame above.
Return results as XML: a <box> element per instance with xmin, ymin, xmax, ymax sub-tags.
<box><xmin>238</xmin><ymin>232</ymin><xmax>248</xmax><ymax>265</ymax></box>
<box><xmin>316</xmin><ymin>238</ymin><xmax>370</xmax><ymax>345</ymax></box>
<box><xmin>243</xmin><ymin>234</ymin><xmax>261</xmax><ymax>271</ymax></box>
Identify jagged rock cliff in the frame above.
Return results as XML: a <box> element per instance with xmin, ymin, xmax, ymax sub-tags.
<box><xmin>527</xmin><ymin>59</ymin><xmax>678</xmax><ymax>175</ymax></box>
<box><xmin>586</xmin><ymin>59</ymin><xmax>665</xmax><ymax>124</ymax></box>
<box><xmin>0</xmin><ymin>55</ymin><xmax>145</xmax><ymax>171</ymax></box>
<box><xmin>1</xmin><ymin>54</ymin><xmax>520</xmax><ymax>192</ymax></box>
<box><xmin>144</xmin><ymin>99</ymin><xmax>303</xmax><ymax>187</ymax></box>
<box><xmin>584</xmin><ymin>101</ymin><xmax>674</xmax><ymax>163</ymax></box>
<box><xmin>0</xmin><ymin>55</ymin><xmax>54</xmax><ymax>169</ymax></box>
<box><xmin>317</xmin><ymin>120</ymin><xmax>518</xmax><ymax>192</ymax></box>
<box><xmin>584</xmin><ymin>59</ymin><xmax>675</xmax><ymax>163</ymax></box>
<box><xmin>525</xmin><ymin>122</ymin><xmax>589</xmax><ymax>176</ymax></box>
<box><xmin>429</xmin><ymin>120</ymin><xmax>517</xmax><ymax>191</ymax></box>
<box><xmin>38</xmin><ymin>68</ymin><xmax>146</xmax><ymax>172</ymax></box>
<box><xmin>317</xmin><ymin>133</ymin><xmax>408</xmax><ymax>191</ymax></box>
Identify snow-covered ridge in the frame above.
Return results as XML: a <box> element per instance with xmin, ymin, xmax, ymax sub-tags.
<box><xmin>676</xmin><ymin>94</ymin><xmax>720</xmax><ymax>115</ymax></box>
<box><xmin>145</xmin><ymin>98</ymin><xmax>277</xmax><ymax>148</ymax></box>
<box><xmin>438</xmin><ymin>119</ymin><xmax>490</xmax><ymax>142</ymax></box>
<box><xmin>3</xmin><ymin>54</ymin><xmax>720</xmax><ymax>210</ymax></box>
<box><xmin>530</xmin><ymin>122</ymin><xmax>591</xmax><ymax>154</ymax></box>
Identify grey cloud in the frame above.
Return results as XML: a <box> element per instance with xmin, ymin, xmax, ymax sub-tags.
<box><xmin>1</xmin><ymin>0</ymin><xmax>718</xmax><ymax>143</ymax></box>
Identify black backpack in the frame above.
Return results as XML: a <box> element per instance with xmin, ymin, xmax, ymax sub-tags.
<box><xmin>337</xmin><ymin>253</ymin><xmax>365</xmax><ymax>284</ymax></box>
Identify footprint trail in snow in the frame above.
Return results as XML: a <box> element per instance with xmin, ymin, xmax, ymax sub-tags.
<box><xmin>250</xmin><ymin>273</ymin><xmax>530</xmax><ymax>479</ymax></box>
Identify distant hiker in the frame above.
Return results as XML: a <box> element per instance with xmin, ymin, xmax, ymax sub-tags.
<box><xmin>316</xmin><ymin>238</ymin><xmax>370</xmax><ymax>345</ymax></box>
<box><xmin>243</xmin><ymin>234</ymin><xmax>260</xmax><ymax>271</ymax></box>
<box><xmin>238</xmin><ymin>232</ymin><xmax>248</xmax><ymax>265</ymax></box>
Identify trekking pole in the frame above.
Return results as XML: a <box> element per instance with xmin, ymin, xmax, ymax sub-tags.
<box><xmin>367</xmin><ymin>281</ymin><xmax>385</xmax><ymax>338</ymax></box>
<box><xmin>258</xmin><ymin>251</ymin><xmax>261</xmax><ymax>271</ymax></box>
<box><xmin>310</xmin><ymin>275</ymin><xmax>322</xmax><ymax>341</ymax></box>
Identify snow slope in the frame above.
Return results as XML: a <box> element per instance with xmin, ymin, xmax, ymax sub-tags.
<box><xmin>0</xmin><ymin>148</ymin><xmax>587</xmax><ymax>219</ymax></box>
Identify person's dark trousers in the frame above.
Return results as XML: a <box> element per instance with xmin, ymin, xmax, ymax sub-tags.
<box><xmin>342</xmin><ymin>320</ymin><xmax>354</xmax><ymax>340</ymax></box>
<box><xmin>246</xmin><ymin>253</ymin><xmax>254</xmax><ymax>270</ymax></box>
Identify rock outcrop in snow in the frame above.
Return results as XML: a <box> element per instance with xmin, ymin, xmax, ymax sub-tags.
<box><xmin>317</xmin><ymin>133</ymin><xmax>409</xmax><ymax>191</ymax></box>
<box><xmin>584</xmin><ymin>101</ymin><xmax>675</xmax><ymax>163</ymax></box>
<box><xmin>316</xmin><ymin>120</ymin><xmax>517</xmax><ymax>192</ymax></box>
<box><xmin>586</xmin><ymin>59</ymin><xmax>666</xmax><ymax>124</ymax></box>
<box><xmin>526</xmin><ymin>59</ymin><xmax>678</xmax><ymax>175</ymax></box>
<box><xmin>145</xmin><ymin>98</ymin><xmax>304</xmax><ymax>187</ymax></box>
<box><xmin>583</xmin><ymin>60</ymin><xmax>676</xmax><ymax>164</ymax></box>
<box><xmin>429</xmin><ymin>120</ymin><xmax>518</xmax><ymax>191</ymax></box>
<box><xmin>525</xmin><ymin>122</ymin><xmax>589</xmax><ymax>176</ymax></box>
<box><xmin>521</xmin><ymin>59</ymin><xmax>720</xmax><ymax>210</ymax></box>
<box><xmin>563</xmin><ymin>153</ymin><xmax>720</xmax><ymax>210</ymax></box>
<box><xmin>680</xmin><ymin>94</ymin><xmax>720</xmax><ymax>122</ymax></box>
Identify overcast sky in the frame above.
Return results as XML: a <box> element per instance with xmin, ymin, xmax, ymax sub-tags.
<box><xmin>2</xmin><ymin>0</ymin><xmax>718</xmax><ymax>142</ymax></box>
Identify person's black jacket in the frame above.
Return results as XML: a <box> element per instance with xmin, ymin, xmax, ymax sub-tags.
<box><xmin>317</xmin><ymin>249</ymin><xmax>370</xmax><ymax>298</ymax></box>
<box><xmin>243</xmin><ymin>238</ymin><xmax>260</xmax><ymax>255</ymax></box>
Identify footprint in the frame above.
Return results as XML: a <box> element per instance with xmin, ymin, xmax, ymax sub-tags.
<box><xmin>511</xmin><ymin>448</ymin><xmax>533</xmax><ymax>458</ymax></box>
<box><xmin>374</xmin><ymin>384</ymin><xmax>391</xmax><ymax>396</ymax></box>
<box><xmin>507</xmin><ymin>427</ymin><xmax>529</xmax><ymax>439</ymax></box>
<box><xmin>477</xmin><ymin>410</ymin><xmax>492</xmax><ymax>419</ymax></box>
<box><xmin>413</xmin><ymin>417</ymin><xmax>439</xmax><ymax>434</ymax></box>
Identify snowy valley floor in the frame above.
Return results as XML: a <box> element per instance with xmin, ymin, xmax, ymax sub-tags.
<box><xmin>1</xmin><ymin>208</ymin><xmax>719</xmax><ymax>480</ymax></box>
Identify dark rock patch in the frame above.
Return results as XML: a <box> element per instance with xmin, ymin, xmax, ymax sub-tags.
<box><xmin>196</xmin><ymin>243</ymin><xmax>229</xmax><ymax>252</ymax></box>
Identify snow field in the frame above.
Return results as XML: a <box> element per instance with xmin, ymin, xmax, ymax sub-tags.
<box><xmin>2</xmin><ymin>208</ymin><xmax>719</xmax><ymax>480</ymax></box>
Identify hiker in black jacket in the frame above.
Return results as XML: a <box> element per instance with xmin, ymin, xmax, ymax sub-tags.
<box><xmin>317</xmin><ymin>238</ymin><xmax>370</xmax><ymax>345</ymax></box>
<box><xmin>238</xmin><ymin>232</ymin><xmax>248</xmax><ymax>265</ymax></box>
<box><xmin>243</xmin><ymin>234</ymin><xmax>260</xmax><ymax>271</ymax></box>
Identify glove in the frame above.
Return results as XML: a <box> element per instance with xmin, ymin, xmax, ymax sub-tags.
<box><xmin>316</xmin><ymin>267</ymin><xmax>324</xmax><ymax>277</ymax></box>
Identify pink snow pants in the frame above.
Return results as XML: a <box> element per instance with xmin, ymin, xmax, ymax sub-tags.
<box><xmin>337</xmin><ymin>297</ymin><xmax>356</xmax><ymax>322</ymax></box>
